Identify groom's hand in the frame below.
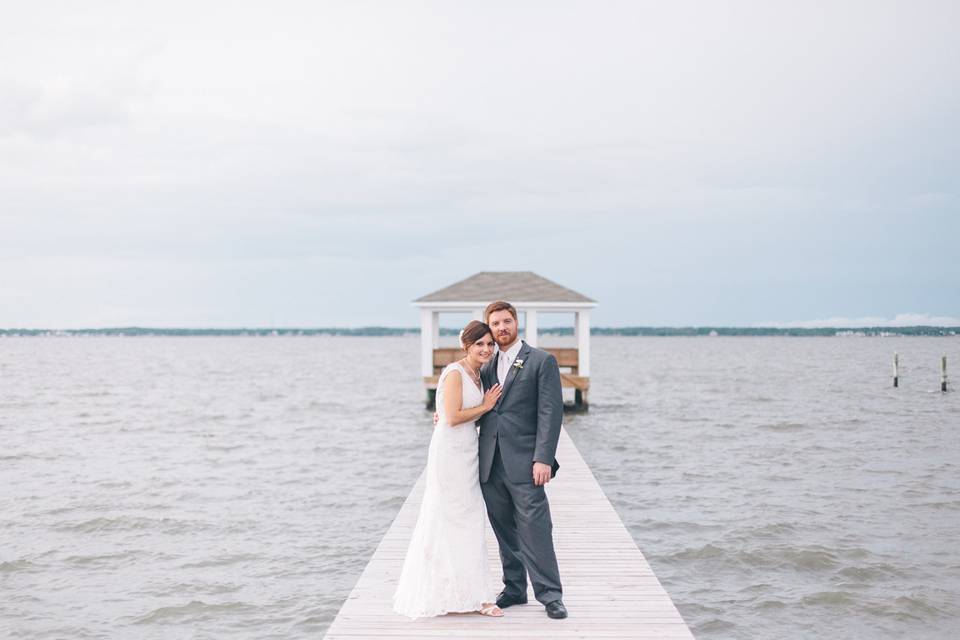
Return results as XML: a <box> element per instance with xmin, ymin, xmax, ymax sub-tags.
<box><xmin>532</xmin><ymin>462</ymin><xmax>552</xmax><ymax>486</ymax></box>
<box><xmin>432</xmin><ymin>412</ymin><xmax>439</xmax><ymax>426</ymax></box>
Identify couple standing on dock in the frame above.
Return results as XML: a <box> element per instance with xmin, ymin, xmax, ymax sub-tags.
<box><xmin>393</xmin><ymin>300</ymin><xmax>568</xmax><ymax>621</ymax></box>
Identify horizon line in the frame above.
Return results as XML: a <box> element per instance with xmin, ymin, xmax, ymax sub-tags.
<box><xmin>3</xmin><ymin>325</ymin><xmax>959</xmax><ymax>333</ymax></box>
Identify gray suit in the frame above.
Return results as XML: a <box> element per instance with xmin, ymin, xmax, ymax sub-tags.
<box><xmin>477</xmin><ymin>341</ymin><xmax>563</xmax><ymax>604</ymax></box>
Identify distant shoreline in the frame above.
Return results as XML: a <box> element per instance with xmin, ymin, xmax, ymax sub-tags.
<box><xmin>2</xmin><ymin>326</ymin><xmax>957</xmax><ymax>337</ymax></box>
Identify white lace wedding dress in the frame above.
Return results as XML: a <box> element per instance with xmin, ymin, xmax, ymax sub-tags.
<box><xmin>392</xmin><ymin>362</ymin><xmax>495</xmax><ymax>618</ymax></box>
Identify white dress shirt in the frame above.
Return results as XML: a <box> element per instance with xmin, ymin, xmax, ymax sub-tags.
<box><xmin>496</xmin><ymin>339</ymin><xmax>524</xmax><ymax>386</ymax></box>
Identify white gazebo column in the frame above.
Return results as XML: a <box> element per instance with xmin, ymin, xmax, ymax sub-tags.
<box><xmin>525</xmin><ymin>309</ymin><xmax>539</xmax><ymax>347</ymax></box>
<box><xmin>576</xmin><ymin>309</ymin><xmax>590</xmax><ymax>376</ymax></box>
<box><xmin>420</xmin><ymin>308</ymin><xmax>436</xmax><ymax>378</ymax></box>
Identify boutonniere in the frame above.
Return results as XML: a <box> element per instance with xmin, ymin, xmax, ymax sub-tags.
<box><xmin>512</xmin><ymin>358</ymin><xmax>525</xmax><ymax>370</ymax></box>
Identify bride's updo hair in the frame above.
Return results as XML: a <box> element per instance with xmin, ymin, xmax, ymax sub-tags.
<box><xmin>459</xmin><ymin>320</ymin><xmax>493</xmax><ymax>351</ymax></box>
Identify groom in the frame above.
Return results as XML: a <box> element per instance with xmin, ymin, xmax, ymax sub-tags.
<box><xmin>477</xmin><ymin>300</ymin><xmax>567</xmax><ymax>619</ymax></box>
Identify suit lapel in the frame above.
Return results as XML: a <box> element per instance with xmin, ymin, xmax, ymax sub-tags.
<box><xmin>481</xmin><ymin>355</ymin><xmax>497</xmax><ymax>391</ymax></box>
<box><xmin>496</xmin><ymin>341</ymin><xmax>531</xmax><ymax>409</ymax></box>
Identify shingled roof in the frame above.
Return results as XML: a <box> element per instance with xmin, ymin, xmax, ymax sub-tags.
<box><xmin>414</xmin><ymin>271</ymin><xmax>595</xmax><ymax>304</ymax></box>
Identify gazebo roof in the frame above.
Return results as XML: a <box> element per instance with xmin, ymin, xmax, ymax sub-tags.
<box><xmin>414</xmin><ymin>271</ymin><xmax>595</xmax><ymax>305</ymax></box>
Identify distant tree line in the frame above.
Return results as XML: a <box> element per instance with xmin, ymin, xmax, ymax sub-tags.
<box><xmin>0</xmin><ymin>327</ymin><xmax>416</xmax><ymax>337</ymax></box>
<box><xmin>586</xmin><ymin>326</ymin><xmax>959</xmax><ymax>337</ymax></box>
<box><xmin>2</xmin><ymin>326</ymin><xmax>957</xmax><ymax>337</ymax></box>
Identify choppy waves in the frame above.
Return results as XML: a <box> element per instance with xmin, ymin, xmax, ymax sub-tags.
<box><xmin>1</xmin><ymin>336</ymin><xmax>958</xmax><ymax>639</ymax></box>
<box><xmin>0</xmin><ymin>337</ymin><xmax>431</xmax><ymax>639</ymax></box>
<box><xmin>564</xmin><ymin>336</ymin><xmax>960</xmax><ymax>639</ymax></box>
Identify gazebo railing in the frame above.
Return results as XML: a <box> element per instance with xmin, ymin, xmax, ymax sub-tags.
<box><xmin>425</xmin><ymin>347</ymin><xmax>589</xmax><ymax>408</ymax></box>
<box><xmin>429</xmin><ymin>347</ymin><xmax>579</xmax><ymax>375</ymax></box>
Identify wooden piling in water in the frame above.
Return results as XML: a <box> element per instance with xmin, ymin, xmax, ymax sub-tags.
<box><xmin>942</xmin><ymin>355</ymin><xmax>948</xmax><ymax>392</ymax></box>
<box><xmin>893</xmin><ymin>352</ymin><xmax>899</xmax><ymax>388</ymax></box>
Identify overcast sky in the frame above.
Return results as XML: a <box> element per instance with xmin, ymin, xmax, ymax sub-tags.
<box><xmin>2</xmin><ymin>1</ymin><xmax>958</xmax><ymax>328</ymax></box>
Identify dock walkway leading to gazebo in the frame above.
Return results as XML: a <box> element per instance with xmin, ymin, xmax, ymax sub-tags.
<box><xmin>323</xmin><ymin>428</ymin><xmax>694</xmax><ymax>639</ymax></box>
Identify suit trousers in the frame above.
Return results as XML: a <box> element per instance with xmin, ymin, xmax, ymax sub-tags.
<box><xmin>480</xmin><ymin>442</ymin><xmax>563</xmax><ymax>605</ymax></box>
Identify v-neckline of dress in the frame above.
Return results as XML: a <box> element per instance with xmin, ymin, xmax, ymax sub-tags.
<box><xmin>457</xmin><ymin>362</ymin><xmax>483</xmax><ymax>394</ymax></box>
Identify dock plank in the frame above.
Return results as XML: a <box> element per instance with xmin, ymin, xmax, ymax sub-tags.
<box><xmin>324</xmin><ymin>428</ymin><xmax>694</xmax><ymax>639</ymax></box>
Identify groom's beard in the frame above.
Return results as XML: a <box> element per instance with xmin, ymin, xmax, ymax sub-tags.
<box><xmin>495</xmin><ymin>332</ymin><xmax>517</xmax><ymax>349</ymax></box>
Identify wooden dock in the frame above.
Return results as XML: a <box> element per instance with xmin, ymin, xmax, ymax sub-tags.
<box><xmin>324</xmin><ymin>428</ymin><xmax>694</xmax><ymax>639</ymax></box>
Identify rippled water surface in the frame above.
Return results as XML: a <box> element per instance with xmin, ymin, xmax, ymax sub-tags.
<box><xmin>2</xmin><ymin>336</ymin><xmax>958</xmax><ymax>639</ymax></box>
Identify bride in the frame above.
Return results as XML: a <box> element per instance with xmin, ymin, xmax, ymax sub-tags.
<box><xmin>393</xmin><ymin>320</ymin><xmax>504</xmax><ymax>618</ymax></box>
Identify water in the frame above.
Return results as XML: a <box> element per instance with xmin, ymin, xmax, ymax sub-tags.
<box><xmin>1</xmin><ymin>336</ymin><xmax>958</xmax><ymax>639</ymax></box>
<box><xmin>569</xmin><ymin>337</ymin><xmax>960</xmax><ymax>639</ymax></box>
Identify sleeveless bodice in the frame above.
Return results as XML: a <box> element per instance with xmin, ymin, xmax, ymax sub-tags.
<box><xmin>435</xmin><ymin>362</ymin><xmax>483</xmax><ymax>427</ymax></box>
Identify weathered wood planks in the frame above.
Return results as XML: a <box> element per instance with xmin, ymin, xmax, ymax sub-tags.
<box><xmin>324</xmin><ymin>428</ymin><xmax>694</xmax><ymax>639</ymax></box>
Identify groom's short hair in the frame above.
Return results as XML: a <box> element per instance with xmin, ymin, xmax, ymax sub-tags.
<box><xmin>484</xmin><ymin>301</ymin><xmax>517</xmax><ymax>323</ymax></box>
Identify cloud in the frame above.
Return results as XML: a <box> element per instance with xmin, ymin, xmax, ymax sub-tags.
<box><xmin>0</xmin><ymin>81</ymin><xmax>132</xmax><ymax>138</ymax></box>
<box><xmin>1</xmin><ymin>2</ymin><xmax>958</xmax><ymax>327</ymax></box>
<box><xmin>753</xmin><ymin>314</ymin><xmax>960</xmax><ymax>328</ymax></box>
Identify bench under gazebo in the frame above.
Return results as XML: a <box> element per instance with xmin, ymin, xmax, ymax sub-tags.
<box><xmin>413</xmin><ymin>271</ymin><xmax>596</xmax><ymax>410</ymax></box>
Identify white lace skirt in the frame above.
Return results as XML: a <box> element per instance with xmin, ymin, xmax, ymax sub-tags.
<box><xmin>392</xmin><ymin>422</ymin><xmax>494</xmax><ymax>618</ymax></box>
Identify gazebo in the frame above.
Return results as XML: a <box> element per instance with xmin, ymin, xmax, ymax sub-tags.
<box><xmin>413</xmin><ymin>271</ymin><xmax>597</xmax><ymax>410</ymax></box>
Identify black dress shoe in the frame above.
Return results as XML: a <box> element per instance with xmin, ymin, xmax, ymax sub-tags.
<box><xmin>495</xmin><ymin>592</ymin><xmax>528</xmax><ymax>608</ymax></box>
<box><xmin>545</xmin><ymin>600</ymin><xmax>568</xmax><ymax>619</ymax></box>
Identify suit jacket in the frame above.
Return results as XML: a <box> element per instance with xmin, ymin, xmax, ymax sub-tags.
<box><xmin>477</xmin><ymin>341</ymin><xmax>562</xmax><ymax>484</ymax></box>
